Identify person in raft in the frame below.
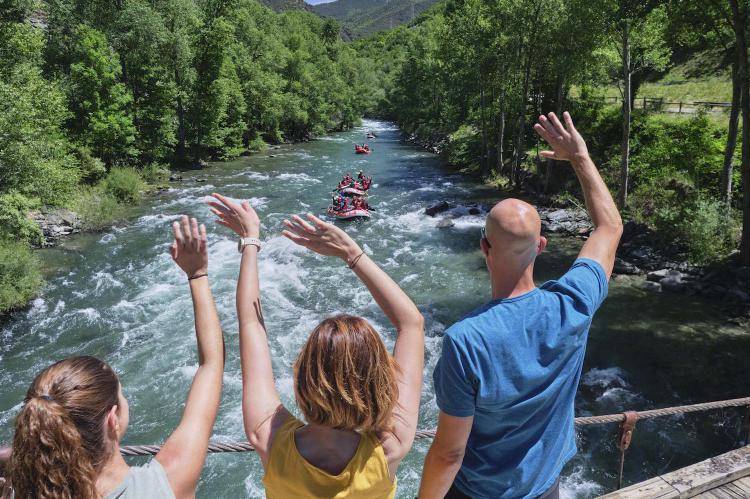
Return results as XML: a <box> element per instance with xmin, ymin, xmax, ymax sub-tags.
<box><xmin>207</xmin><ymin>193</ymin><xmax>424</xmax><ymax>499</ymax></box>
<box><xmin>419</xmin><ymin>112</ymin><xmax>623</xmax><ymax>499</ymax></box>
<box><xmin>0</xmin><ymin>215</ymin><xmax>225</xmax><ymax>499</ymax></box>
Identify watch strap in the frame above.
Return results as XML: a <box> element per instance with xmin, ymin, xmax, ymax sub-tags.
<box><xmin>239</xmin><ymin>237</ymin><xmax>262</xmax><ymax>253</ymax></box>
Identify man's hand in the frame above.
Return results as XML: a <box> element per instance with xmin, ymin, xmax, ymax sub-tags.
<box><xmin>282</xmin><ymin>214</ymin><xmax>361</xmax><ymax>262</ymax></box>
<box><xmin>534</xmin><ymin>112</ymin><xmax>589</xmax><ymax>163</ymax></box>
<box><xmin>170</xmin><ymin>215</ymin><xmax>208</xmax><ymax>279</ymax></box>
<box><xmin>208</xmin><ymin>193</ymin><xmax>261</xmax><ymax>238</ymax></box>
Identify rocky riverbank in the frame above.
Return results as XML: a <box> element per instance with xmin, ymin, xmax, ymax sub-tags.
<box><xmin>29</xmin><ymin>209</ymin><xmax>83</xmax><ymax>246</ymax></box>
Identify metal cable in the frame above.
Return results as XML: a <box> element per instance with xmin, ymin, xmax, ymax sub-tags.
<box><xmin>118</xmin><ymin>397</ymin><xmax>750</xmax><ymax>457</ymax></box>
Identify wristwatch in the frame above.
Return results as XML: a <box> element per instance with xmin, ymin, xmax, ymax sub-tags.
<box><xmin>238</xmin><ymin>237</ymin><xmax>262</xmax><ymax>253</ymax></box>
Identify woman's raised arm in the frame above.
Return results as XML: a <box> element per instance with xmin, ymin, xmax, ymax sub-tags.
<box><xmin>155</xmin><ymin>216</ymin><xmax>225</xmax><ymax>499</ymax></box>
<box><xmin>283</xmin><ymin>214</ymin><xmax>425</xmax><ymax>462</ymax></box>
<box><xmin>208</xmin><ymin>194</ymin><xmax>287</xmax><ymax>467</ymax></box>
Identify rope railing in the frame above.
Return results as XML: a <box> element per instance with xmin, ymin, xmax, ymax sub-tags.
<box><xmin>119</xmin><ymin>396</ymin><xmax>750</xmax><ymax>457</ymax></box>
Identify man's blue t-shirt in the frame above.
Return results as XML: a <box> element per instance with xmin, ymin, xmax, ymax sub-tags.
<box><xmin>434</xmin><ymin>258</ymin><xmax>608</xmax><ymax>499</ymax></box>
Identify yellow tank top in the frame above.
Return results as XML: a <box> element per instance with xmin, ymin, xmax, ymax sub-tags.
<box><xmin>262</xmin><ymin>416</ymin><xmax>397</xmax><ymax>499</ymax></box>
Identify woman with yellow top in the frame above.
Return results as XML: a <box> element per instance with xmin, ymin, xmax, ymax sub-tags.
<box><xmin>208</xmin><ymin>193</ymin><xmax>425</xmax><ymax>498</ymax></box>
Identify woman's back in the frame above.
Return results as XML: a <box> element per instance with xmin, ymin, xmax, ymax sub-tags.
<box><xmin>262</xmin><ymin>416</ymin><xmax>396</xmax><ymax>499</ymax></box>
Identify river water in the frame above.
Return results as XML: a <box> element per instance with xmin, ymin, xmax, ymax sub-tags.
<box><xmin>2</xmin><ymin>120</ymin><xmax>749</xmax><ymax>498</ymax></box>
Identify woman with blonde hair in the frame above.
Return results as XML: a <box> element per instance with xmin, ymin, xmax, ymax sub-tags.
<box><xmin>209</xmin><ymin>194</ymin><xmax>425</xmax><ymax>498</ymax></box>
<box><xmin>1</xmin><ymin>216</ymin><xmax>225</xmax><ymax>499</ymax></box>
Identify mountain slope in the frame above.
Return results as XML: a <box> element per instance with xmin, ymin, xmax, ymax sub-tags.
<box><xmin>312</xmin><ymin>0</ymin><xmax>439</xmax><ymax>37</ymax></box>
<box><xmin>259</xmin><ymin>0</ymin><xmax>310</xmax><ymax>12</ymax></box>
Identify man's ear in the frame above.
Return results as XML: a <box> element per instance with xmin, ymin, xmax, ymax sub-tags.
<box><xmin>480</xmin><ymin>237</ymin><xmax>490</xmax><ymax>257</ymax></box>
<box><xmin>538</xmin><ymin>236</ymin><xmax>548</xmax><ymax>255</ymax></box>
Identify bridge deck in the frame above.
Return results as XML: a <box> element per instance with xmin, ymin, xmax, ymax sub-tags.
<box><xmin>598</xmin><ymin>445</ymin><xmax>750</xmax><ymax>498</ymax></box>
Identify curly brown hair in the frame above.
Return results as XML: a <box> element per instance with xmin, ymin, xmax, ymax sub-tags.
<box><xmin>8</xmin><ymin>356</ymin><xmax>120</xmax><ymax>499</ymax></box>
<box><xmin>294</xmin><ymin>314</ymin><xmax>399</xmax><ymax>433</ymax></box>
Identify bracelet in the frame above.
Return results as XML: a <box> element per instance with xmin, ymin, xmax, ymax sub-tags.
<box><xmin>347</xmin><ymin>252</ymin><xmax>365</xmax><ymax>270</ymax></box>
<box><xmin>188</xmin><ymin>273</ymin><xmax>208</xmax><ymax>281</ymax></box>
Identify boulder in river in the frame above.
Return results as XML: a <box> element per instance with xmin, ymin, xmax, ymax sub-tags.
<box><xmin>436</xmin><ymin>218</ymin><xmax>455</xmax><ymax>229</ymax></box>
<box><xmin>641</xmin><ymin>281</ymin><xmax>662</xmax><ymax>293</ymax></box>
<box><xmin>614</xmin><ymin>258</ymin><xmax>641</xmax><ymax>275</ymax></box>
<box><xmin>425</xmin><ymin>201</ymin><xmax>450</xmax><ymax>217</ymax></box>
<box><xmin>647</xmin><ymin>269</ymin><xmax>670</xmax><ymax>282</ymax></box>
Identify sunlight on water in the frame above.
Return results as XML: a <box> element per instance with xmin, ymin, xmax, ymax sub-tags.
<box><xmin>2</xmin><ymin>120</ymin><xmax>749</xmax><ymax>498</ymax></box>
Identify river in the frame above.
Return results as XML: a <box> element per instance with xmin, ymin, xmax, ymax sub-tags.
<box><xmin>2</xmin><ymin>120</ymin><xmax>749</xmax><ymax>498</ymax></box>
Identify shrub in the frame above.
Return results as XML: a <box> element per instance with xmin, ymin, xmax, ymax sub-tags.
<box><xmin>102</xmin><ymin>167</ymin><xmax>145</xmax><ymax>204</ymax></box>
<box><xmin>0</xmin><ymin>192</ymin><xmax>43</xmax><ymax>245</ymax></box>
<box><xmin>0</xmin><ymin>239</ymin><xmax>42</xmax><ymax>313</ymax></box>
<box><xmin>630</xmin><ymin>112</ymin><xmax>726</xmax><ymax>196</ymax></box>
<box><xmin>248</xmin><ymin>136</ymin><xmax>268</xmax><ymax>152</ymax></box>
<box><xmin>140</xmin><ymin>162</ymin><xmax>170</xmax><ymax>186</ymax></box>
<box><xmin>653</xmin><ymin>197</ymin><xmax>740</xmax><ymax>264</ymax></box>
<box><xmin>77</xmin><ymin>146</ymin><xmax>107</xmax><ymax>185</ymax></box>
<box><xmin>443</xmin><ymin>124</ymin><xmax>481</xmax><ymax>172</ymax></box>
<box><xmin>68</xmin><ymin>185</ymin><xmax>125</xmax><ymax>230</ymax></box>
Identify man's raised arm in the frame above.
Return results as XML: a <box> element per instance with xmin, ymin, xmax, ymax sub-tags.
<box><xmin>534</xmin><ymin>112</ymin><xmax>623</xmax><ymax>279</ymax></box>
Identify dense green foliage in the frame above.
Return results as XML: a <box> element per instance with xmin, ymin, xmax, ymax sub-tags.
<box><xmin>0</xmin><ymin>0</ymin><xmax>377</xmax><ymax>312</ymax></box>
<box><xmin>0</xmin><ymin>239</ymin><xmax>42</xmax><ymax>312</ymax></box>
<box><xmin>354</xmin><ymin>0</ymin><xmax>745</xmax><ymax>264</ymax></box>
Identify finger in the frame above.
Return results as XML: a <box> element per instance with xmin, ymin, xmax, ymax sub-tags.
<box><xmin>181</xmin><ymin>215</ymin><xmax>192</xmax><ymax>245</ymax></box>
<box><xmin>548</xmin><ymin>112</ymin><xmax>567</xmax><ymax>136</ymax></box>
<box><xmin>540</xmin><ymin>114</ymin><xmax>557</xmax><ymax>137</ymax></box>
<box><xmin>212</xmin><ymin>193</ymin><xmax>241</xmax><ymax>212</ymax></box>
<box><xmin>170</xmin><ymin>242</ymin><xmax>178</xmax><ymax>260</ymax></box>
<box><xmin>172</xmin><ymin>221</ymin><xmax>184</xmax><ymax>246</ymax></box>
<box><xmin>292</xmin><ymin>215</ymin><xmax>317</xmax><ymax>234</ymax></box>
<box><xmin>283</xmin><ymin>219</ymin><xmax>311</xmax><ymax>238</ymax></box>
<box><xmin>209</xmin><ymin>207</ymin><xmax>227</xmax><ymax>218</ymax></box>
<box><xmin>563</xmin><ymin>111</ymin><xmax>577</xmax><ymax>132</ymax></box>
<box><xmin>191</xmin><ymin>217</ymin><xmax>199</xmax><ymax>239</ymax></box>
<box><xmin>207</xmin><ymin>201</ymin><xmax>233</xmax><ymax>217</ymax></box>
<box><xmin>216</xmin><ymin>219</ymin><xmax>232</xmax><ymax>228</ymax></box>
<box><xmin>306</xmin><ymin>213</ymin><xmax>329</xmax><ymax>229</ymax></box>
<box><xmin>199</xmin><ymin>224</ymin><xmax>207</xmax><ymax>252</ymax></box>
<box><xmin>282</xmin><ymin>230</ymin><xmax>311</xmax><ymax>246</ymax></box>
<box><xmin>242</xmin><ymin>200</ymin><xmax>251</xmax><ymax>212</ymax></box>
<box><xmin>540</xmin><ymin>150</ymin><xmax>557</xmax><ymax>159</ymax></box>
<box><xmin>534</xmin><ymin>123</ymin><xmax>552</xmax><ymax>142</ymax></box>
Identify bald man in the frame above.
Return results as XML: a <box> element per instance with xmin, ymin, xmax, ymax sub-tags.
<box><xmin>420</xmin><ymin>112</ymin><xmax>622</xmax><ymax>499</ymax></box>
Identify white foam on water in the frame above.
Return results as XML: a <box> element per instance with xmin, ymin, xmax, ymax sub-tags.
<box><xmin>275</xmin><ymin>172</ymin><xmax>321</xmax><ymax>183</ymax></box>
<box><xmin>581</xmin><ymin>367</ymin><xmax>630</xmax><ymax>389</ymax></box>
<box><xmin>560</xmin><ymin>466</ymin><xmax>604</xmax><ymax>498</ymax></box>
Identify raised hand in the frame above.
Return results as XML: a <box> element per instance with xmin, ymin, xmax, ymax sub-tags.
<box><xmin>533</xmin><ymin>112</ymin><xmax>589</xmax><ymax>162</ymax></box>
<box><xmin>282</xmin><ymin>214</ymin><xmax>361</xmax><ymax>262</ymax></box>
<box><xmin>170</xmin><ymin>215</ymin><xmax>208</xmax><ymax>279</ymax></box>
<box><xmin>208</xmin><ymin>193</ymin><xmax>260</xmax><ymax>238</ymax></box>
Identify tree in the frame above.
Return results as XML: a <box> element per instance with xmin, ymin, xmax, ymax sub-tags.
<box><xmin>0</xmin><ymin>23</ymin><xmax>79</xmax><ymax>205</ymax></box>
<box><xmin>114</xmin><ymin>0</ymin><xmax>177</xmax><ymax>164</ymax></box>
<box><xmin>155</xmin><ymin>0</ymin><xmax>202</xmax><ymax>165</ymax></box>
<box><xmin>728</xmin><ymin>0</ymin><xmax>750</xmax><ymax>265</ymax></box>
<box><xmin>67</xmin><ymin>24</ymin><xmax>136</xmax><ymax>165</ymax></box>
<box><xmin>606</xmin><ymin>1</ymin><xmax>670</xmax><ymax>208</ymax></box>
<box><xmin>189</xmin><ymin>15</ymin><xmax>245</xmax><ymax>161</ymax></box>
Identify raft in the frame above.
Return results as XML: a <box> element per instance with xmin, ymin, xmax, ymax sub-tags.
<box><xmin>327</xmin><ymin>207</ymin><xmax>370</xmax><ymax>220</ymax></box>
<box><xmin>355</xmin><ymin>145</ymin><xmax>370</xmax><ymax>155</ymax></box>
<box><xmin>340</xmin><ymin>186</ymin><xmax>367</xmax><ymax>196</ymax></box>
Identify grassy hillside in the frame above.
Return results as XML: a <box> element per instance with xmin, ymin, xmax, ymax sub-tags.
<box><xmin>312</xmin><ymin>0</ymin><xmax>439</xmax><ymax>37</ymax></box>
